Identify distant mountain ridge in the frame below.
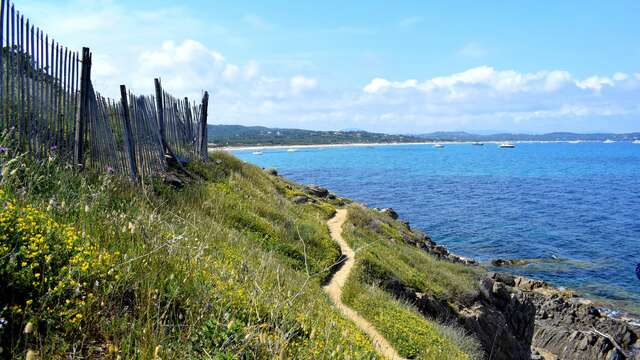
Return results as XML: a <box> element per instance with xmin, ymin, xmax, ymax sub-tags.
<box><xmin>415</xmin><ymin>131</ymin><xmax>640</xmax><ymax>142</ymax></box>
<box><xmin>208</xmin><ymin>124</ymin><xmax>640</xmax><ymax>147</ymax></box>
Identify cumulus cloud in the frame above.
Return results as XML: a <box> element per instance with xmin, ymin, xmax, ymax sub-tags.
<box><xmin>362</xmin><ymin>66</ymin><xmax>635</xmax><ymax>96</ymax></box>
<box><xmin>575</xmin><ymin>76</ymin><xmax>615</xmax><ymax>91</ymax></box>
<box><xmin>290</xmin><ymin>76</ymin><xmax>318</xmax><ymax>95</ymax></box>
<box><xmin>133</xmin><ymin>40</ymin><xmax>230</xmax><ymax>98</ymax></box>
<box><xmin>355</xmin><ymin>66</ymin><xmax>640</xmax><ymax>132</ymax></box>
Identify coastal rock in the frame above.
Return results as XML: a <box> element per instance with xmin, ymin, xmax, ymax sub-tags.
<box><xmin>381</xmin><ymin>273</ymin><xmax>536</xmax><ymax>360</ymax></box>
<box><xmin>490</xmin><ymin>273</ymin><xmax>640</xmax><ymax>360</ymax></box>
<box><xmin>378</xmin><ymin>207</ymin><xmax>399</xmax><ymax>220</ymax></box>
<box><xmin>491</xmin><ymin>258</ymin><xmax>531</xmax><ymax>267</ymax></box>
<box><xmin>514</xmin><ymin>276</ymin><xmax>547</xmax><ymax>292</ymax></box>
<box><xmin>457</xmin><ymin>274</ymin><xmax>536</xmax><ymax>360</ymax></box>
<box><xmin>490</xmin><ymin>272</ymin><xmax>516</xmax><ymax>287</ymax></box>
<box><xmin>530</xmin><ymin>293</ymin><xmax>639</xmax><ymax>359</ymax></box>
<box><xmin>304</xmin><ymin>184</ymin><xmax>329</xmax><ymax>197</ymax></box>
<box><xmin>265</xmin><ymin>168</ymin><xmax>278</xmax><ymax>176</ymax></box>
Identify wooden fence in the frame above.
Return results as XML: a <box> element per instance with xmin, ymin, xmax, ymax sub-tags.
<box><xmin>0</xmin><ymin>0</ymin><xmax>209</xmax><ymax>182</ymax></box>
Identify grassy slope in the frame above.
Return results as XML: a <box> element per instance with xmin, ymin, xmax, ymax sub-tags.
<box><xmin>0</xmin><ymin>149</ymin><xmax>482</xmax><ymax>359</ymax></box>
<box><xmin>341</xmin><ymin>205</ymin><xmax>484</xmax><ymax>359</ymax></box>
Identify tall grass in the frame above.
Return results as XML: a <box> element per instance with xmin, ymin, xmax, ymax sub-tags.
<box><xmin>0</xmin><ymin>141</ymin><xmax>378</xmax><ymax>358</ymax></box>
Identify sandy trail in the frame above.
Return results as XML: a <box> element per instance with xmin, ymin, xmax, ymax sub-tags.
<box><xmin>323</xmin><ymin>209</ymin><xmax>405</xmax><ymax>360</ymax></box>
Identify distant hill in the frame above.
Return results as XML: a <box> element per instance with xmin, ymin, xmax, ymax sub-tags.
<box><xmin>208</xmin><ymin>124</ymin><xmax>424</xmax><ymax>146</ymax></box>
<box><xmin>415</xmin><ymin>131</ymin><xmax>640</xmax><ymax>142</ymax></box>
<box><xmin>208</xmin><ymin>124</ymin><xmax>640</xmax><ymax>147</ymax></box>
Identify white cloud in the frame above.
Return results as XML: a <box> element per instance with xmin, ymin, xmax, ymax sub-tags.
<box><xmin>363</xmin><ymin>66</ymin><xmax>635</xmax><ymax>97</ymax></box>
<box><xmin>290</xmin><ymin>76</ymin><xmax>318</xmax><ymax>94</ymax></box>
<box><xmin>244</xmin><ymin>60</ymin><xmax>260</xmax><ymax>80</ymax></box>
<box><xmin>613</xmin><ymin>72</ymin><xmax>629</xmax><ymax>81</ymax></box>
<box><xmin>363</xmin><ymin>78</ymin><xmax>391</xmax><ymax>93</ymax></box>
<box><xmin>575</xmin><ymin>76</ymin><xmax>615</xmax><ymax>91</ymax></box>
<box><xmin>353</xmin><ymin>66</ymin><xmax>640</xmax><ymax>132</ymax></box>
<box><xmin>222</xmin><ymin>64</ymin><xmax>240</xmax><ymax>81</ymax></box>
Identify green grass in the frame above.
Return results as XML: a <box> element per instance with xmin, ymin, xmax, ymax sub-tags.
<box><xmin>0</xmin><ymin>135</ymin><xmax>485</xmax><ymax>359</ymax></box>
<box><xmin>341</xmin><ymin>204</ymin><xmax>484</xmax><ymax>359</ymax></box>
<box><xmin>342</xmin><ymin>275</ymin><xmax>473</xmax><ymax>360</ymax></box>
<box><xmin>0</xmin><ymin>148</ymin><xmax>378</xmax><ymax>358</ymax></box>
<box><xmin>344</xmin><ymin>205</ymin><xmax>482</xmax><ymax>299</ymax></box>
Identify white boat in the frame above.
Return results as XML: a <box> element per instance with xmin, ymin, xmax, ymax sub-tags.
<box><xmin>633</xmin><ymin>140</ymin><xmax>640</xmax><ymax>144</ymax></box>
<box><xmin>287</xmin><ymin>148</ymin><xmax>297</xmax><ymax>152</ymax></box>
<box><xmin>433</xmin><ymin>144</ymin><xmax>444</xmax><ymax>148</ymax></box>
<box><xmin>603</xmin><ymin>139</ymin><xmax>616</xmax><ymax>144</ymax></box>
<box><xmin>252</xmin><ymin>151</ymin><xmax>263</xmax><ymax>155</ymax></box>
<box><xmin>568</xmin><ymin>140</ymin><xmax>581</xmax><ymax>144</ymax></box>
<box><xmin>499</xmin><ymin>143</ymin><xmax>515</xmax><ymax>148</ymax></box>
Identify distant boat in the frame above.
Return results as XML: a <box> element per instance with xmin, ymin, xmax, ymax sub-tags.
<box><xmin>568</xmin><ymin>140</ymin><xmax>581</xmax><ymax>144</ymax></box>
<box><xmin>499</xmin><ymin>143</ymin><xmax>515</xmax><ymax>148</ymax></box>
<box><xmin>433</xmin><ymin>144</ymin><xmax>445</xmax><ymax>148</ymax></box>
<box><xmin>472</xmin><ymin>142</ymin><xmax>484</xmax><ymax>146</ymax></box>
<box><xmin>252</xmin><ymin>151</ymin><xmax>264</xmax><ymax>155</ymax></box>
<box><xmin>287</xmin><ymin>148</ymin><xmax>297</xmax><ymax>152</ymax></box>
<box><xmin>603</xmin><ymin>139</ymin><xmax>616</xmax><ymax>144</ymax></box>
<box><xmin>633</xmin><ymin>140</ymin><xmax>640</xmax><ymax>144</ymax></box>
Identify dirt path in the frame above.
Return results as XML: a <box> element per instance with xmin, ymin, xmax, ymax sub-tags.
<box><xmin>323</xmin><ymin>209</ymin><xmax>405</xmax><ymax>360</ymax></box>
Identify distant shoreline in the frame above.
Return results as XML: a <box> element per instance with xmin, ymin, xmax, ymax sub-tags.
<box><xmin>214</xmin><ymin>139</ymin><xmax>613</xmax><ymax>151</ymax></box>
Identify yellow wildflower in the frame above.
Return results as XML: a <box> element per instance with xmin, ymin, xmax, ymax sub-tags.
<box><xmin>25</xmin><ymin>349</ymin><xmax>37</xmax><ymax>360</ymax></box>
<box><xmin>23</xmin><ymin>322</ymin><xmax>33</xmax><ymax>334</ymax></box>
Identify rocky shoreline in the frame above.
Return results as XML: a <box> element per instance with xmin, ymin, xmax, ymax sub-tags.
<box><xmin>293</xmin><ymin>180</ymin><xmax>640</xmax><ymax>359</ymax></box>
<box><xmin>370</xmin><ymin>205</ymin><xmax>640</xmax><ymax>360</ymax></box>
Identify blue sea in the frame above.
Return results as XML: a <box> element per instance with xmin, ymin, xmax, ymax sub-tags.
<box><xmin>234</xmin><ymin>142</ymin><xmax>640</xmax><ymax>313</ymax></box>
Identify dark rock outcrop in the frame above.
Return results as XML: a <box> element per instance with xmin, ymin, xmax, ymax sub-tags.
<box><xmin>377</xmin><ymin>207</ymin><xmax>399</xmax><ymax>220</ymax></box>
<box><xmin>381</xmin><ymin>273</ymin><xmax>536</xmax><ymax>360</ymax></box>
<box><xmin>485</xmin><ymin>274</ymin><xmax>640</xmax><ymax>360</ymax></box>
<box><xmin>265</xmin><ymin>168</ymin><xmax>278</xmax><ymax>176</ymax></box>
<box><xmin>457</xmin><ymin>275</ymin><xmax>536</xmax><ymax>360</ymax></box>
<box><xmin>491</xmin><ymin>258</ymin><xmax>531</xmax><ymax>267</ymax></box>
<box><xmin>528</xmin><ymin>291</ymin><xmax>639</xmax><ymax>359</ymax></box>
<box><xmin>304</xmin><ymin>184</ymin><xmax>330</xmax><ymax>197</ymax></box>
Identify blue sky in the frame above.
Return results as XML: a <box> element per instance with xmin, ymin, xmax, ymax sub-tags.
<box><xmin>20</xmin><ymin>0</ymin><xmax>640</xmax><ymax>133</ymax></box>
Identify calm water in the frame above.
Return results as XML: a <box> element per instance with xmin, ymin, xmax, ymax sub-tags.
<box><xmin>234</xmin><ymin>142</ymin><xmax>640</xmax><ymax>311</ymax></box>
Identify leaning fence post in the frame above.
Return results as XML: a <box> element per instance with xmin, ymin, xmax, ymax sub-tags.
<box><xmin>199</xmin><ymin>91</ymin><xmax>209</xmax><ymax>161</ymax></box>
<box><xmin>73</xmin><ymin>47</ymin><xmax>91</xmax><ymax>169</ymax></box>
<box><xmin>120</xmin><ymin>85</ymin><xmax>138</xmax><ymax>183</ymax></box>
<box><xmin>154</xmin><ymin>78</ymin><xmax>170</xmax><ymax>155</ymax></box>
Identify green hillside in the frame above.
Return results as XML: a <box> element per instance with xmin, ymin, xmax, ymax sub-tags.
<box><xmin>208</xmin><ymin>124</ymin><xmax>424</xmax><ymax>147</ymax></box>
<box><xmin>0</xmin><ymin>145</ymin><xmax>483</xmax><ymax>359</ymax></box>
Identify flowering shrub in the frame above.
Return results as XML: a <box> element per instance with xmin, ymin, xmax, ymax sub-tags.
<box><xmin>0</xmin><ymin>188</ymin><xmax>118</xmax><ymax>345</ymax></box>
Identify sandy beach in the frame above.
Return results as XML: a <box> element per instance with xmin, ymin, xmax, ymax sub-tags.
<box><xmin>212</xmin><ymin>140</ymin><xmax>602</xmax><ymax>152</ymax></box>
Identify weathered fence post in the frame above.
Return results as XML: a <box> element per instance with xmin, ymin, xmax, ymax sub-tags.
<box><xmin>120</xmin><ymin>85</ymin><xmax>138</xmax><ymax>183</ymax></box>
<box><xmin>73</xmin><ymin>47</ymin><xmax>91</xmax><ymax>168</ymax></box>
<box><xmin>154</xmin><ymin>78</ymin><xmax>170</xmax><ymax>155</ymax></box>
<box><xmin>199</xmin><ymin>91</ymin><xmax>209</xmax><ymax>160</ymax></box>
